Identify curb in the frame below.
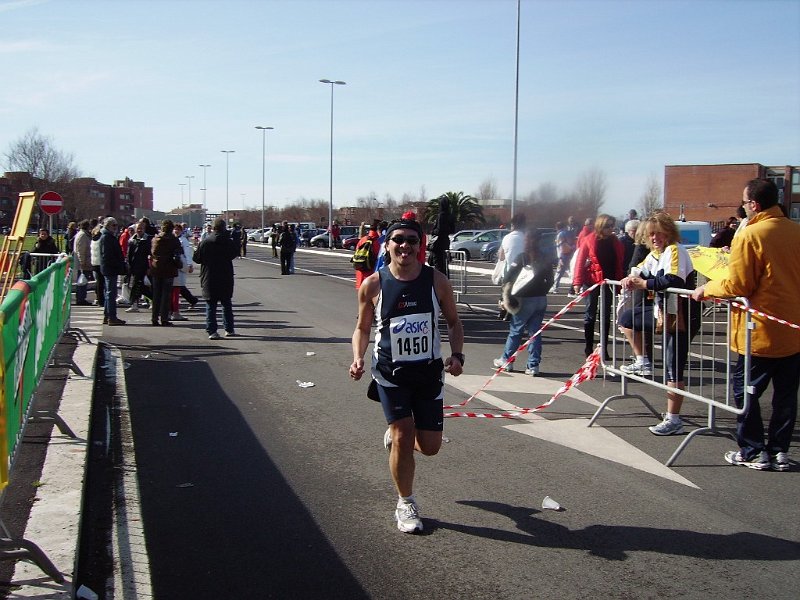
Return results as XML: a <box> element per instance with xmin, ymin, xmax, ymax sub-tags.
<box><xmin>8</xmin><ymin>307</ymin><xmax>151</xmax><ymax>599</ymax></box>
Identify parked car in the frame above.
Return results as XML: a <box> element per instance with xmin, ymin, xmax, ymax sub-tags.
<box><xmin>300</xmin><ymin>228</ymin><xmax>323</xmax><ymax>246</ymax></box>
<box><xmin>481</xmin><ymin>228</ymin><xmax>557</xmax><ymax>266</ymax></box>
<box><xmin>342</xmin><ymin>234</ymin><xmax>361</xmax><ymax>250</ymax></box>
<box><xmin>427</xmin><ymin>229</ymin><xmax>487</xmax><ymax>251</ymax></box>
<box><xmin>310</xmin><ymin>226</ymin><xmax>359</xmax><ymax>248</ymax></box>
<box><xmin>450</xmin><ymin>229</ymin><xmax>509</xmax><ymax>260</ymax></box>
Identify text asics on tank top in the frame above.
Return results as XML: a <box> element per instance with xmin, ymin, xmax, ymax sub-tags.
<box><xmin>373</xmin><ymin>265</ymin><xmax>442</xmax><ymax>373</ymax></box>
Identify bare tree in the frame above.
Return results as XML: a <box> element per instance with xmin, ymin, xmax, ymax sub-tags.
<box><xmin>4</xmin><ymin>127</ymin><xmax>80</xmax><ymax>191</ymax></box>
<box><xmin>527</xmin><ymin>181</ymin><xmax>560</xmax><ymax>205</ymax></box>
<box><xmin>639</xmin><ymin>174</ymin><xmax>663</xmax><ymax>218</ymax></box>
<box><xmin>477</xmin><ymin>176</ymin><xmax>498</xmax><ymax>200</ymax></box>
<box><xmin>574</xmin><ymin>168</ymin><xmax>607</xmax><ymax>214</ymax></box>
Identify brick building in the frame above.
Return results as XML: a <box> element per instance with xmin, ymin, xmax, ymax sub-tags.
<box><xmin>0</xmin><ymin>172</ymin><xmax>153</xmax><ymax>228</ymax></box>
<box><xmin>664</xmin><ymin>163</ymin><xmax>799</xmax><ymax>229</ymax></box>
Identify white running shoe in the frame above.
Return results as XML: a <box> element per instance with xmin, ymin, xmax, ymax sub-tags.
<box><xmin>492</xmin><ymin>358</ymin><xmax>513</xmax><ymax>372</ymax></box>
<box><xmin>771</xmin><ymin>452</ymin><xmax>789</xmax><ymax>472</ymax></box>
<box><xmin>649</xmin><ymin>417</ymin><xmax>684</xmax><ymax>436</ymax></box>
<box><xmin>620</xmin><ymin>361</ymin><xmax>653</xmax><ymax>377</ymax></box>
<box><xmin>208</xmin><ymin>332</ymin><xmax>221</xmax><ymax>340</ymax></box>
<box><xmin>395</xmin><ymin>500</ymin><xmax>423</xmax><ymax>533</ymax></box>
<box><xmin>725</xmin><ymin>450</ymin><xmax>770</xmax><ymax>470</ymax></box>
<box><xmin>124</xmin><ymin>305</ymin><xmax>140</xmax><ymax>313</ymax></box>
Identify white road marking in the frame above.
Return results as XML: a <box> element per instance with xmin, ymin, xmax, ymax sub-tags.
<box><xmin>445</xmin><ymin>374</ymin><xmax>699</xmax><ymax>489</ymax></box>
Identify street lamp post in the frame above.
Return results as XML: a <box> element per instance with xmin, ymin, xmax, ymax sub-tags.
<box><xmin>220</xmin><ymin>150</ymin><xmax>235</xmax><ymax>223</ymax></box>
<box><xmin>255</xmin><ymin>126</ymin><xmax>274</xmax><ymax>234</ymax></box>
<box><xmin>179</xmin><ymin>183</ymin><xmax>186</xmax><ymax>208</ymax></box>
<box><xmin>185</xmin><ymin>175</ymin><xmax>195</xmax><ymax>207</ymax></box>
<box><xmin>198</xmin><ymin>164</ymin><xmax>210</xmax><ymax>211</ymax></box>
<box><xmin>511</xmin><ymin>0</ymin><xmax>521</xmax><ymax>220</ymax></box>
<box><xmin>319</xmin><ymin>78</ymin><xmax>346</xmax><ymax>249</ymax></box>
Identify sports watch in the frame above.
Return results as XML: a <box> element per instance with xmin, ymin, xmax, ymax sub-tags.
<box><xmin>450</xmin><ymin>353</ymin><xmax>465</xmax><ymax>366</ymax></box>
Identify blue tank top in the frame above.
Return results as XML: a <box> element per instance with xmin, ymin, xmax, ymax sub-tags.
<box><xmin>371</xmin><ymin>265</ymin><xmax>442</xmax><ymax>385</ymax></box>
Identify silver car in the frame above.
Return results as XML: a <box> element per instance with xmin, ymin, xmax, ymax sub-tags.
<box><xmin>450</xmin><ymin>229</ymin><xmax>509</xmax><ymax>260</ymax></box>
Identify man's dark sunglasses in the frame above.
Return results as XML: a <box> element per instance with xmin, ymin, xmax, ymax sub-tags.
<box><xmin>390</xmin><ymin>235</ymin><xmax>420</xmax><ymax>245</ymax></box>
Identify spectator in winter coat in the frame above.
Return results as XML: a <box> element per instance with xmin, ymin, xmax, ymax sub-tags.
<box><xmin>90</xmin><ymin>219</ymin><xmax>104</xmax><ymax>306</ymax></box>
<box><xmin>73</xmin><ymin>220</ymin><xmax>93</xmax><ymax>305</ymax></box>
<box><xmin>170</xmin><ymin>223</ymin><xmax>199</xmax><ymax>320</ymax></box>
<box><xmin>32</xmin><ymin>228</ymin><xmax>60</xmax><ymax>273</ymax></box>
<box><xmin>99</xmin><ymin>218</ymin><xmax>127</xmax><ymax>325</ymax></box>
<box><xmin>124</xmin><ymin>221</ymin><xmax>152</xmax><ymax>312</ymax></box>
<box><xmin>193</xmin><ymin>218</ymin><xmax>239</xmax><ymax>339</ymax></box>
<box><xmin>149</xmin><ymin>220</ymin><xmax>182</xmax><ymax>326</ymax></box>
<box><xmin>572</xmin><ymin>214</ymin><xmax>624</xmax><ymax>359</ymax></box>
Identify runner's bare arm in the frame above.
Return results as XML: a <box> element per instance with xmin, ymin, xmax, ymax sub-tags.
<box><xmin>433</xmin><ymin>270</ymin><xmax>464</xmax><ymax>376</ymax></box>
<box><xmin>350</xmin><ymin>272</ymin><xmax>380</xmax><ymax>380</ymax></box>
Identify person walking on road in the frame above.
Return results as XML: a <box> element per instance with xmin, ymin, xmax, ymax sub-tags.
<box><xmin>493</xmin><ymin>229</ymin><xmax>554</xmax><ymax>376</ymax></box>
<box><xmin>73</xmin><ymin>220</ymin><xmax>93</xmax><ymax>306</ymax></box>
<box><xmin>150</xmin><ymin>219</ymin><xmax>182</xmax><ymax>327</ymax></box>
<box><xmin>692</xmin><ymin>178</ymin><xmax>800</xmax><ymax>471</ymax></box>
<box><xmin>279</xmin><ymin>221</ymin><xmax>296</xmax><ymax>275</ymax></box>
<box><xmin>125</xmin><ymin>221</ymin><xmax>152</xmax><ymax>312</ymax></box>
<box><xmin>99</xmin><ymin>217</ymin><xmax>126</xmax><ymax>326</ymax></box>
<box><xmin>193</xmin><ymin>218</ymin><xmax>240</xmax><ymax>339</ymax></box>
<box><xmin>349</xmin><ymin>219</ymin><xmax>464</xmax><ymax>534</ymax></box>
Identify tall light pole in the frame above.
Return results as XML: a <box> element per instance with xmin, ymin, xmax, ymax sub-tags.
<box><xmin>185</xmin><ymin>175</ymin><xmax>195</xmax><ymax>206</ymax></box>
<box><xmin>255</xmin><ymin>126</ymin><xmax>274</xmax><ymax>234</ymax></box>
<box><xmin>511</xmin><ymin>0</ymin><xmax>521</xmax><ymax>220</ymax></box>
<box><xmin>179</xmin><ymin>183</ymin><xmax>186</xmax><ymax>208</ymax></box>
<box><xmin>221</xmin><ymin>150</ymin><xmax>235</xmax><ymax>223</ymax></box>
<box><xmin>198</xmin><ymin>164</ymin><xmax>210</xmax><ymax>211</ymax></box>
<box><xmin>319</xmin><ymin>78</ymin><xmax>346</xmax><ymax>249</ymax></box>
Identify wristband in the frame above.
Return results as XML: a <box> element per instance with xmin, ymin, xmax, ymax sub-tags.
<box><xmin>451</xmin><ymin>353</ymin><xmax>465</xmax><ymax>366</ymax></box>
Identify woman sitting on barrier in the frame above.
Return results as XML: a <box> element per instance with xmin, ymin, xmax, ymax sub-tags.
<box><xmin>618</xmin><ymin>212</ymin><xmax>699</xmax><ymax>436</ymax></box>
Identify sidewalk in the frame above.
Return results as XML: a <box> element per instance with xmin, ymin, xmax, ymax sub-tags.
<box><xmin>5</xmin><ymin>303</ymin><xmax>150</xmax><ymax>599</ymax></box>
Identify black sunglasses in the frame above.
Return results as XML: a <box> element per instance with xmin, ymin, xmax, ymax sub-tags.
<box><xmin>390</xmin><ymin>235</ymin><xmax>420</xmax><ymax>245</ymax></box>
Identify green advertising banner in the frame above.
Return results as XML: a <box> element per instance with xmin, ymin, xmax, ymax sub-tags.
<box><xmin>0</xmin><ymin>256</ymin><xmax>71</xmax><ymax>489</ymax></box>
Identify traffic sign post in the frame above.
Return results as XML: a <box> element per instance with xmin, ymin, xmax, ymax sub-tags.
<box><xmin>39</xmin><ymin>191</ymin><xmax>63</xmax><ymax>240</ymax></box>
<box><xmin>39</xmin><ymin>191</ymin><xmax>63</xmax><ymax>215</ymax></box>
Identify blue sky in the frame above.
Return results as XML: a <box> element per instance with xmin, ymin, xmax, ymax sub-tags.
<box><xmin>1</xmin><ymin>0</ymin><xmax>798</xmax><ymax>219</ymax></box>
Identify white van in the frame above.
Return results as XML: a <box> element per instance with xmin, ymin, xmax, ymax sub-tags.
<box><xmin>676</xmin><ymin>221</ymin><xmax>712</xmax><ymax>248</ymax></box>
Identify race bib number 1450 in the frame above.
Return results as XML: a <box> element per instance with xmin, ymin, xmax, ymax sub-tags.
<box><xmin>389</xmin><ymin>313</ymin><xmax>432</xmax><ymax>362</ymax></box>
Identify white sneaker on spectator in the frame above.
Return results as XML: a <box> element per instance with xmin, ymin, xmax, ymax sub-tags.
<box><xmin>725</xmin><ymin>450</ymin><xmax>770</xmax><ymax>470</ymax></box>
<box><xmin>771</xmin><ymin>452</ymin><xmax>789</xmax><ymax>472</ymax></box>
<box><xmin>125</xmin><ymin>305</ymin><xmax>139</xmax><ymax>313</ymax></box>
<box><xmin>649</xmin><ymin>416</ymin><xmax>683</xmax><ymax>436</ymax></box>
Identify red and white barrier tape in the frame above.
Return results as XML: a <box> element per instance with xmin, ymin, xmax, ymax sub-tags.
<box><xmin>727</xmin><ymin>301</ymin><xmax>800</xmax><ymax>330</ymax></box>
<box><xmin>443</xmin><ymin>280</ymin><xmax>799</xmax><ymax>421</ymax></box>
<box><xmin>445</xmin><ymin>349</ymin><xmax>601</xmax><ymax>418</ymax></box>
<box><xmin>444</xmin><ymin>283</ymin><xmax>602</xmax><ymax>419</ymax></box>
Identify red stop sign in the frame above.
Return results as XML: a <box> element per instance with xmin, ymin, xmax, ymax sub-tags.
<box><xmin>40</xmin><ymin>191</ymin><xmax>64</xmax><ymax>215</ymax></box>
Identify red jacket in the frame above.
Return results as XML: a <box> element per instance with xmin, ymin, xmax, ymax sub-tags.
<box><xmin>572</xmin><ymin>232</ymin><xmax>624</xmax><ymax>287</ymax></box>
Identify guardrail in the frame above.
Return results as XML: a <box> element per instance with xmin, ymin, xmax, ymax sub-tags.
<box><xmin>446</xmin><ymin>250</ymin><xmax>468</xmax><ymax>300</ymax></box>
<box><xmin>0</xmin><ymin>255</ymin><xmax>73</xmax><ymax>582</ymax></box>
<box><xmin>588</xmin><ymin>279</ymin><xmax>752</xmax><ymax>466</ymax></box>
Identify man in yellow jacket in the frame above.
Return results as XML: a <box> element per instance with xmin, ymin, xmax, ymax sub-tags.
<box><xmin>692</xmin><ymin>178</ymin><xmax>800</xmax><ymax>471</ymax></box>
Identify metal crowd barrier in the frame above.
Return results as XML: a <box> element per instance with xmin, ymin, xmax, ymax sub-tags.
<box><xmin>446</xmin><ymin>250</ymin><xmax>468</xmax><ymax>301</ymax></box>
<box><xmin>589</xmin><ymin>279</ymin><xmax>752</xmax><ymax>466</ymax></box>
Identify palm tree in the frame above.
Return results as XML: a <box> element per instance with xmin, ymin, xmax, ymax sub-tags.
<box><xmin>424</xmin><ymin>192</ymin><xmax>485</xmax><ymax>229</ymax></box>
